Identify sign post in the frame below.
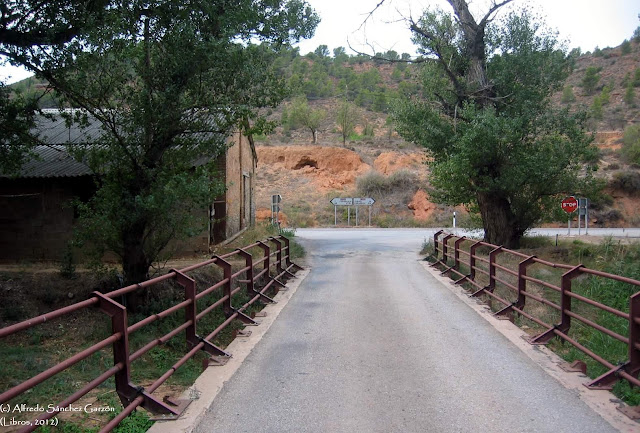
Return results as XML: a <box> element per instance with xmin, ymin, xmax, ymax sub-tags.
<box><xmin>561</xmin><ymin>196</ymin><xmax>579</xmax><ymax>235</ymax></box>
<box><xmin>271</xmin><ymin>194</ymin><xmax>282</xmax><ymax>227</ymax></box>
<box><xmin>330</xmin><ymin>197</ymin><xmax>375</xmax><ymax>226</ymax></box>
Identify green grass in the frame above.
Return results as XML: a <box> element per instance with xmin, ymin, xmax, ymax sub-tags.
<box><xmin>434</xmin><ymin>236</ymin><xmax>640</xmax><ymax>405</ymax></box>
<box><xmin>0</xmin><ymin>227</ymin><xmax>295</xmax><ymax>432</ymax></box>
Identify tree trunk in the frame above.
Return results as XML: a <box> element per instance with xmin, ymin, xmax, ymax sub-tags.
<box><xmin>476</xmin><ymin>191</ymin><xmax>522</xmax><ymax>248</ymax></box>
<box><xmin>311</xmin><ymin>128</ymin><xmax>317</xmax><ymax>144</ymax></box>
<box><xmin>122</xmin><ymin>220</ymin><xmax>151</xmax><ymax>311</ymax></box>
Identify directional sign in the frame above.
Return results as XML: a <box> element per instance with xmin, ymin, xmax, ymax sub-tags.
<box><xmin>561</xmin><ymin>196</ymin><xmax>579</xmax><ymax>214</ymax></box>
<box><xmin>353</xmin><ymin>197</ymin><xmax>375</xmax><ymax>206</ymax></box>
<box><xmin>330</xmin><ymin>197</ymin><xmax>353</xmax><ymax>206</ymax></box>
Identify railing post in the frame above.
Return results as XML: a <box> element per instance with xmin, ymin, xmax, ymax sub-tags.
<box><xmin>278</xmin><ymin>235</ymin><xmax>303</xmax><ymax>271</ymax></box>
<box><xmin>441</xmin><ymin>234</ymin><xmax>455</xmax><ymax>265</ymax></box>
<box><xmin>560</xmin><ymin>265</ymin><xmax>583</xmax><ymax>333</ymax></box>
<box><xmin>629</xmin><ymin>292</ymin><xmax>640</xmax><ymax>378</ymax></box>
<box><xmin>433</xmin><ymin>230</ymin><xmax>444</xmax><ymax>260</ymax></box>
<box><xmin>494</xmin><ymin>255</ymin><xmax>536</xmax><ymax>320</ymax></box>
<box><xmin>93</xmin><ymin>292</ymin><xmax>186</xmax><ymax>416</ymax></box>
<box><xmin>171</xmin><ymin>269</ymin><xmax>198</xmax><ymax>348</ymax></box>
<box><xmin>256</xmin><ymin>241</ymin><xmax>271</xmax><ymax>283</ymax></box>
<box><xmin>93</xmin><ymin>292</ymin><xmax>132</xmax><ymax>407</ymax></box>
<box><xmin>213</xmin><ymin>255</ymin><xmax>233</xmax><ymax>317</ymax></box>
<box><xmin>530</xmin><ymin>265</ymin><xmax>583</xmax><ymax>345</ymax></box>
<box><xmin>516</xmin><ymin>256</ymin><xmax>536</xmax><ymax>310</ymax></box>
<box><xmin>469</xmin><ymin>240</ymin><xmax>483</xmax><ymax>281</ymax></box>
<box><xmin>269</xmin><ymin>237</ymin><xmax>284</xmax><ymax>275</ymax></box>
<box><xmin>454</xmin><ymin>237</ymin><xmax>466</xmax><ymax>271</ymax></box>
<box><xmin>235</xmin><ymin>249</ymin><xmax>255</xmax><ymax>296</ymax></box>
<box><xmin>488</xmin><ymin>246</ymin><xmax>503</xmax><ymax>291</ymax></box>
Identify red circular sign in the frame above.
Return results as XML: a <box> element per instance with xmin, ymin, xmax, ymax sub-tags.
<box><xmin>561</xmin><ymin>196</ymin><xmax>579</xmax><ymax>213</ymax></box>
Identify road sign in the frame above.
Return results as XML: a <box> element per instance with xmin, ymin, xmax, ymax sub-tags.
<box><xmin>330</xmin><ymin>198</ymin><xmax>353</xmax><ymax>206</ymax></box>
<box><xmin>353</xmin><ymin>197</ymin><xmax>375</xmax><ymax>206</ymax></box>
<box><xmin>561</xmin><ymin>196</ymin><xmax>578</xmax><ymax>214</ymax></box>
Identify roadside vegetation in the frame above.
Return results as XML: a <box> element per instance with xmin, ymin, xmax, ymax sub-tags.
<box><xmin>425</xmin><ymin>235</ymin><xmax>640</xmax><ymax>406</ymax></box>
<box><xmin>0</xmin><ymin>224</ymin><xmax>303</xmax><ymax>432</ymax></box>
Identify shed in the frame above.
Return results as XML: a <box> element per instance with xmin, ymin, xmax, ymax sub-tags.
<box><xmin>0</xmin><ymin>112</ymin><xmax>256</xmax><ymax>261</ymax></box>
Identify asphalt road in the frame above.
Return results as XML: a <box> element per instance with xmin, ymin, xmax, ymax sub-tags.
<box><xmin>193</xmin><ymin>228</ymin><xmax>620</xmax><ymax>433</ymax></box>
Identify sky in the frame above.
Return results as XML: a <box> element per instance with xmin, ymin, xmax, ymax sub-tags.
<box><xmin>296</xmin><ymin>0</ymin><xmax>639</xmax><ymax>56</ymax></box>
<box><xmin>1</xmin><ymin>0</ymin><xmax>638</xmax><ymax>84</ymax></box>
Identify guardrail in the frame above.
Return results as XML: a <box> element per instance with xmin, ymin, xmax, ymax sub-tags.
<box><xmin>431</xmin><ymin>231</ymin><xmax>640</xmax><ymax>418</ymax></box>
<box><xmin>0</xmin><ymin>235</ymin><xmax>302</xmax><ymax>433</ymax></box>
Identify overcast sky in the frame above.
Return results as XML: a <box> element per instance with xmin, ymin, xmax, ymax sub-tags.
<box><xmin>1</xmin><ymin>0</ymin><xmax>638</xmax><ymax>84</ymax></box>
<box><xmin>296</xmin><ymin>0</ymin><xmax>639</xmax><ymax>56</ymax></box>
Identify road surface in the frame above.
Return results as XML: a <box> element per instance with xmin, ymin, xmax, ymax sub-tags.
<box><xmin>193</xmin><ymin>228</ymin><xmax>622</xmax><ymax>433</ymax></box>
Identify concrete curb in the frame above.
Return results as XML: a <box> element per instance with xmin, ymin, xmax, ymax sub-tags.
<box><xmin>419</xmin><ymin>260</ymin><xmax>639</xmax><ymax>433</ymax></box>
<box><xmin>147</xmin><ymin>268</ymin><xmax>310</xmax><ymax>433</ymax></box>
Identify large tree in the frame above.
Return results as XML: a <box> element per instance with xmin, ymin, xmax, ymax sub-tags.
<box><xmin>2</xmin><ymin>1</ymin><xmax>318</xmax><ymax>289</ymax></box>
<box><xmin>0</xmin><ymin>0</ymin><xmax>113</xmax><ymax>173</ymax></box>
<box><xmin>391</xmin><ymin>1</ymin><xmax>598</xmax><ymax>247</ymax></box>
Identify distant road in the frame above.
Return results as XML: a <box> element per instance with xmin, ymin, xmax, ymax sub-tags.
<box><xmin>193</xmin><ymin>228</ymin><xmax>620</xmax><ymax>433</ymax></box>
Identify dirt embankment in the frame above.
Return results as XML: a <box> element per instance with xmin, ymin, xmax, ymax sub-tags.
<box><xmin>258</xmin><ymin>145</ymin><xmax>371</xmax><ymax>190</ymax></box>
<box><xmin>255</xmin><ymin>145</ymin><xmax>443</xmax><ymax>225</ymax></box>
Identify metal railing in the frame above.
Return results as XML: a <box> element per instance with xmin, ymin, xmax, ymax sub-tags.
<box><xmin>0</xmin><ymin>235</ymin><xmax>302</xmax><ymax>433</ymax></box>
<box><xmin>431</xmin><ymin>231</ymin><xmax>640</xmax><ymax>397</ymax></box>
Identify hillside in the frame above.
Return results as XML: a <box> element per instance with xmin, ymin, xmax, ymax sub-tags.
<box><xmin>10</xmin><ymin>38</ymin><xmax>640</xmax><ymax>229</ymax></box>
<box><xmin>253</xmin><ymin>40</ymin><xmax>640</xmax><ymax>229</ymax></box>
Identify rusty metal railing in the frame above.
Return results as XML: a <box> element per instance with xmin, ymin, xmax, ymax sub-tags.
<box><xmin>0</xmin><ymin>235</ymin><xmax>302</xmax><ymax>433</ymax></box>
<box><xmin>431</xmin><ymin>230</ymin><xmax>640</xmax><ymax>417</ymax></box>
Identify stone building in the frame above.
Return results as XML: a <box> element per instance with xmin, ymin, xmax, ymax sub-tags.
<box><xmin>0</xmin><ymin>113</ymin><xmax>256</xmax><ymax>261</ymax></box>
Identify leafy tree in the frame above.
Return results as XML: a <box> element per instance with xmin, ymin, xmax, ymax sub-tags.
<box><xmin>582</xmin><ymin>67</ymin><xmax>601</xmax><ymax>95</ymax></box>
<box><xmin>621</xmin><ymin>39</ymin><xmax>632</xmax><ymax>55</ymax></box>
<box><xmin>591</xmin><ymin>96</ymin><xmax>604</xmax><ymax>120</ymax></box>
<box><xmin>0</xmin><ymin>0</ymin><xmax>115</xmax><ymax>173</ymax></box>
<box><xmin>561</xmin><ymin>85</ymin><xmax>575</xmax><ymax>103</ymax></box>
<box><xmin>336</xmin><ymin>101</ymin><xmax>359</xmax><ymax>145</ymax></box>
<box><xmin>288</xmin><ymin>95</ymin><xmax>326</xmax><ymax>143</ymax></box>
<box><xmin>0</xmin><ymin>82</ymin><xmax>39</xmax><ymax>174</ymax></box>
<box><xmin>314</xmin><ymin>44</ymin><xmax>330</xmax><ymax>58</ymax></box>
<box><xmin>625</xmin><ymin>83</ymin><xmax>635</xmax><ymax>106</ymax></box>
<box><xmin>4</xmin><ymin>0</ymin><xmax>319</xmax><ymax>291</ymax></box>
<box><xmin>392</xmin><ymin>2</ymin><xmax>597</xmax><ymax>247</ymax></box>
<box><xmin>622</xmin><ymin>124</ymin><xmax>640</xmax><ymax>164</ymax></box>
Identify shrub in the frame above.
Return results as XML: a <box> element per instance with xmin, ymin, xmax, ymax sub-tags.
<box><xmin>582</xmin><ymin>66</ymin><xmax>600</xmax><ymax>95</ymax></box>
<box><xmin>609</xmin><ymin>171</ymin><xmax>640</xmax><ymax>194</ymax></box>
<box><xmin>561</xmin><ymin>85</ymin><xmax>575</xmax><ymax>103</ymax></box>
<box><xmin>621</xmin><ymin>124</ymin><xmax>640</xmax><ymax>164</ymax></box>
<box><xmin>621</xmin><ymin>39</ymin><xmax>632</xmax><ymax>55</ymax></box>
<box><xmin>356</xmin><ymin>169</ymin><xmax>418</xmax><ymax>197</ymax></box>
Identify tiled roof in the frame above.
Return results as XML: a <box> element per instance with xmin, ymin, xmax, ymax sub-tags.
<box><xmin>17</xmin><ymin>145</ymin><xmax>92</xmax><ymax>178</ymax></box>
<box><xmin>2</xmin><ymin>111</ymin><xmax>98</xmax><ymax>178</ymax></box>
<box><xmin>4</xmin><ymin>109</ymin><xmax>241</xmax><ymax>179</ymax></box>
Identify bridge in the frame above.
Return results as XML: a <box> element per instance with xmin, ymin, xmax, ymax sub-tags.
<box><xmin>1</xmin><ymin>229</ymin><xmax>639</xmax><ymax>432</ymax></box>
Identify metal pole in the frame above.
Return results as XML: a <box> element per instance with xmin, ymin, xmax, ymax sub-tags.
<box><xmin>368</xmin><ymin>205</ymin><xmax>371</xmax><ymax>227</ymax></box>
<box><xmin>356</xmin><ymin>206</ymin><xmax>359</xmax><ymax>227</ymax></box>
<box><xmin>568</xmin><ymin>217</ymin><xmax>571</xmax><ymax>236</ymax></box>
<box><xmin>585</xmin><ymin>200</ymin><xmax>589</xmax><ymax>235</ymax></box>
<box><xmin>578</xmin><ymin>209</ymin><xmax>581</xmax><ymax>235</ymax></box>
<box><xmin>334</xmin><ymin>205</ymin><xmax>337</xmax><ymax>226</ymax></box>
<box><xmin>348</xmin><ymin>207</ymin><xmax>350</xmax><ymax>226</ymax></box>
<box><xmin>453</xmin><ymin>211</ymin><xmax>456</xmax><ymax>230</ymax></box>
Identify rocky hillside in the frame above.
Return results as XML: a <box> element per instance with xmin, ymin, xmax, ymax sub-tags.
<box><xmin>11</xmin><ymin>38</ymin><xmax>640</xmax><ymax>229</ymax></box>
<box><xmin>254</xmin><ymin>40</ymin><xmax>640</xmax><ymax>229</ymax></box>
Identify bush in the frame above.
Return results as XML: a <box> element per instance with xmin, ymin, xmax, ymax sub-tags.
<box><xmin>561</xmin><ymin>85</ymin><xmax>575</xmax><ymax>103</ymax></box>
<box><xmin>582</xmin><ymin>66</ymin><xmax>600</xmax><ymax>95</ymax></box>
<box><xmin>356</xmin><ymin>169</ymin><xmax>419</xmax><ymax>197</ymax></box>
<box><xmin>609</xmin><ymin>170</ymin><xmax>640</xmax><ymax>194</ymax></box>
<box><xmin>621</xmin><ymin>124</ymin><xmax>640</xmax><ymax>164</ymax></box>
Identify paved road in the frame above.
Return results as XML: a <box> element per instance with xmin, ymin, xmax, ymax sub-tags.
<box><xmin>193</xmin><ymin>229</ymin><xmax>619</xmax><ymax>433</ymax></box>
